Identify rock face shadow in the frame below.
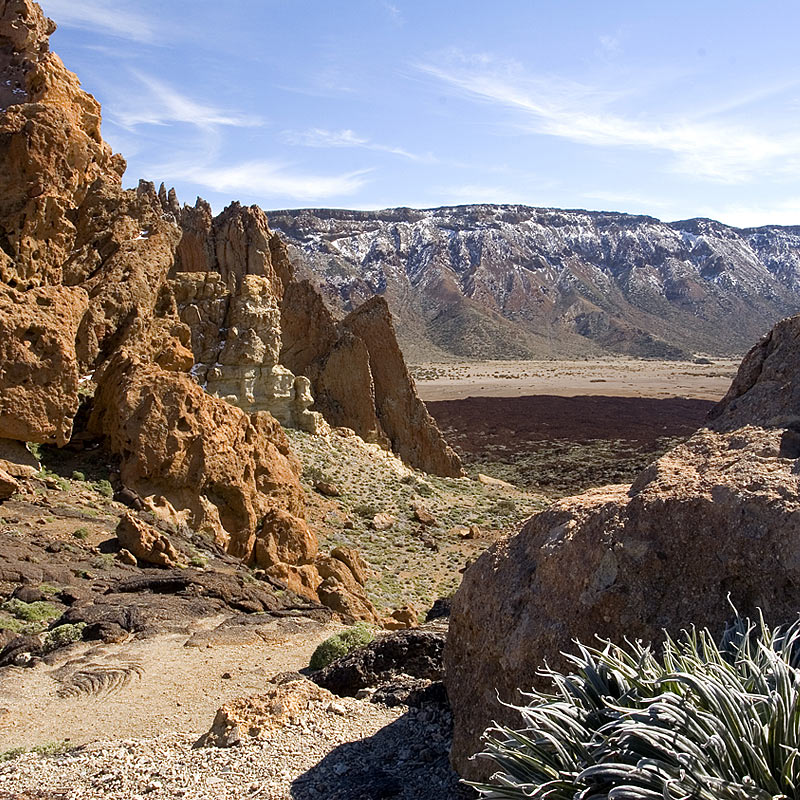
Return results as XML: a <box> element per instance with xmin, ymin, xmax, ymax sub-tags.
<box><xmin>290</xmin><ymin>707</ymin><xmax>476</xmax><ymax>800</ymax></box>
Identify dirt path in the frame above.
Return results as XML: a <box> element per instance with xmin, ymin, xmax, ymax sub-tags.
<box><xmin>0</xmin><ymin>614</ymin><xmax>341</xmax><ymax>751</ymax></box>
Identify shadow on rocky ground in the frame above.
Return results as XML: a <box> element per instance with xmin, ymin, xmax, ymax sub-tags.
<box><xmin>429</xmin><ymin>394</ymin><xmax>715</xmax><ymax>495</ymax></box>
<box><xmin>290</xmin><ymin>706</ymin><xmax>477</xmax><ymax>800</ymax></box>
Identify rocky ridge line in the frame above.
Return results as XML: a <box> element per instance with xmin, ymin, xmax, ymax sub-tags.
<box><xmin>269</xmin><ymin>205</ymin><xmax>800</xmax><ymax>361</ymax></box>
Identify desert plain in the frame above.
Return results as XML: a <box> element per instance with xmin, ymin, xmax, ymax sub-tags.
<box><xmin>412</xmin><ymin>357</ymin><xmax>740</xmax><ymax>402</ymax></box>
<box><xmin>413</xmin><ymin>358</ymin><xmax>741</xmax><ymax>497</ymax></box>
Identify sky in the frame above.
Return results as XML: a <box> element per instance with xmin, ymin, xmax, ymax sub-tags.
<box><xmin>39</xmin><ymin>0</ymin><xmax>800</xmax><ymax>227</ymax></box>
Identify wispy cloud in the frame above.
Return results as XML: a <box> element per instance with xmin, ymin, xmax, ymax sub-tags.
<box><xmin>162</xmin><ymin>160</ymin><xmax>372</xmax><ymax>202</ymax></box>
<box><xmin>283</xmin><ymin>127</ymin><xmax>432</xmax><ymax>162</ymax></box>
<box><xmin>694</xmin><ymin>199</ymin><xmax>800</xmax><ymax>229</ymax></box>
<box><xmin>381</xmin><ymin>1</ymin><xmax>404</xmax><ymax>26</ymax></box>
<box><xmin>693</xmin><ymin>79</ymin><xmax>800</xmax><ymax>119</ymax></box>
<box><xmin>417</xmin><ymin>53</ymin><xmax>800</xmax><ymax>183</ymax></box>
<box><xmin>111</xmin><ymin>72</ymin><xmax>263</xmax><ymax>131</ymax></box>
<box><xmin>42</xmin><ymin>0</ymin><xmax>154</xmax><ymax>43</ymax></box>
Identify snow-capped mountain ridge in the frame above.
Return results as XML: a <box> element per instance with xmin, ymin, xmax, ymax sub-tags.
<box><xmin>269</xmin><ymin>204</ymin><xmax>800</xmax><ymax>361</ymax></box>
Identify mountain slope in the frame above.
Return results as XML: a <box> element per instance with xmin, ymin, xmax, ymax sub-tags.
<box><xmin>269</xmin><ymin>205</ymin><xmax>800</xmax><ymax>361</ymax></box>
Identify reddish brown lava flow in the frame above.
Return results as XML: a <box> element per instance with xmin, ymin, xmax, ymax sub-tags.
<box><xmin>427</xmin><ymin>395</ymin><xmax>716</xmax><ymax>459</ymax></box>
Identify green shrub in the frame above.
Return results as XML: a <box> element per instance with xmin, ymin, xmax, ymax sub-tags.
<box><xmin>1</xmin><ymin>599</ymin><xmax>60</xmax><ymax>624</ymax></box>
<box><xmin>43</xmin><ymin>623</ymin><xmax>86</xmax><ymax>651</ymax></box>
<box><xmin>26</xmin><ymin>442</ymin><xmax>42</xmax><ymax>461</ymax></box>
<box><xmin>71</xmin><ymin>471</ymin><xmax>85</xmax><ymax>481</ymax></box>
<box><xmin>353</xmin><ymin>503</ymin><xmax>378</xmax><ymax>519</ymax></box>
<box><xmin>37</xmin><ymin>468</ymin><xmax>69</xmax><ymax>492</ymax></box>
<box><xmin>0</xmin><ymin>741</ymin><xmax>70</xmax><ymax>762</ymax></box>
<box><xmin>72</xmin><ymin>527</ymin><xmax>89</xmax><ymax>539</ymax></box>
<box><xmin>492</xmin><ymin>499</ymin><xmax>517</xmax><ymax>515</ymax></box>
<box><xmin>475</xmin><ymin>612</ymin><xmax>800</xmax><ymax>800</ymax></box>
<box><xmin>90</xmin><ymin>553</ymin><xmax>115</xmax><ymax>570</ymax></box>
<box><xmin>413</xmin><ymin>480</ymin><xmax>434</xmax><ymax>497</ymax></box>
<box><xmin>303</xmin><ymin>463</ymin><xmax>331</xmax><ymax>484</ymax></box>
<box><xmin>94</xmin><ymin>479</ymin><xmax>113</xmax><ymax>498</ymax></box>
<box><xmin>0</xmin><ymin>615</ymin><xmax>23</xmax><ymax>634</ymax></box>
<box><xmin>309</xmin><ymin>623</ymin><xmax>375</xmax><ymax>670</ymax></box>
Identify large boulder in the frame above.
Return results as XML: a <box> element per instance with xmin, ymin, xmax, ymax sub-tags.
<box><xmin>312</xmin><ymin>627</ymin><xmax>445</xmax><ymax>705</ymax></box>
<box><xmin>115</xmin><ymin>512</ymin><xmax>183</xmax><ymax>568</ymax></box>
<box><xmin>199</xmin><ymin>677</ymin><xmax>335</xmax><ymax>748</ymax></box>
<box><xmin>445</xmin><ymin>314</ymin><xmax>800</xmax><ymax>780</ymax></box>
<box><xmin>709</xmin><ymin>313</ymin><xmax>800</xmax><ymax>432</ymax></box>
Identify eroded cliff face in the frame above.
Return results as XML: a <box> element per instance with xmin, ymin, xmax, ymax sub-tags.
<box><xmin>172</xmin><ymin>199</ymin><xmax>463</xmax><ymax>477</ymax></box>
<box><xmin>270</xmin><ymin>206</ymin><xmax>800</xmax><ymax>361</ymax></box>
<box><xmin>0</xmin><ymin>0</ymin><xmax>375</xmax><ymax>621</ymax></box>
<box><xmin>169</xmin><ymin>201</ymin><xmax>325</xmax><ymax>434</ymax></box>
<box><xmin>445</xmin><ymin>312</ymin><xmax>800</xmax><ymax>780</ymax></box>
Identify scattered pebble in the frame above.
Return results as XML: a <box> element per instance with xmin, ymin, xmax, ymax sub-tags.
<box><xmin>0</xmin><ymin>701</ymin><xmax>475</xmax><ymax>799</ymax></box>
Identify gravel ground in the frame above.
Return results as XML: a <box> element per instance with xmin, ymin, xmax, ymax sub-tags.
<box><xmin>0</xmin><ymin>697</ymin><xmax>476</xmax><ymax>800</ymax></box>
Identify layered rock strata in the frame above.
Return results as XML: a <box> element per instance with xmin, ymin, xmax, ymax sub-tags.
<box><xmin>446</xmin><ymin>313</ymin><xmax>800</xmax><ymax>779</ymax></box>
<box><xmin>170</xmin><ymin>201</ymin><xmax>321</xmax><ymax>431</ymax></box>
<box><xmin>271</xmin><ymin>206</ymin><xmax>800</xmax><ymax>361</ymax></box>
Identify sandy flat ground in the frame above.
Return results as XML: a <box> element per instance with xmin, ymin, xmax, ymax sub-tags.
<box><xmin>413</xmin><ymin>358</ymin><xmax>741</xmax><ymax>402</ymax></box>
<box><xmin>0</xmin><ymin>615</ymin><xmax>342</xmax><ymax>751</ymax></box>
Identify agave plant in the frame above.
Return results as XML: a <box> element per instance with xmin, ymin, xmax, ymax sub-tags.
<box><xmin>474</xmin><ymin>612</ymin><xmax>800</xmax><ymax>800</ymax></box>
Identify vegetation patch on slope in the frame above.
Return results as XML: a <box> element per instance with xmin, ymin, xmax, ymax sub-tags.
<box><xmin>285</xmin><ymin>428</ymin><xmax>546</xmax><ymax>613</ymax></box>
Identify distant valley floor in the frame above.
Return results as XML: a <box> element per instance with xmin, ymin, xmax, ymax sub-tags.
<box><xmin>413</xmin><ymin>358</ymin><xmax>739</xmax><ymax>402</ymax></box>
<box><xmin>417</xmin><ymin>359</ymin><xmax>733</xmax><ymax>496</ymax></box>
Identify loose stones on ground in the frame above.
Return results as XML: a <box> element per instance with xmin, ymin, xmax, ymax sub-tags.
<box><xmin>0</xmin><ymin>696</ymin><xmax>473</xmax><ymax>799</ymax></box>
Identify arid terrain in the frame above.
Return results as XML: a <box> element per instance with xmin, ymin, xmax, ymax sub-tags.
<box><xmin>413</xmin><ymin>358</ymin><xmax>736</xmax><ymax>495</ymax></box>
<box><xmin>0</xmin><ymin>354</ymin><xmax>725</xmax><ymax>795</ymax></box>
<box><xmin>2</xmin><ymin>2</ymin><xmax>798</xmax><ymax>799</ymax></box>
<box><xmin>412</xmin><ymin>358</ymin><xmax>739</xmax><ymax>402</ymax></box>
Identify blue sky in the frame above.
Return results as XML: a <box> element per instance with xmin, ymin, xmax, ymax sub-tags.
<box><xmin>40</xmin><ymin>0</ymin><xmax>800</xmax><ymax>226</ymax></box>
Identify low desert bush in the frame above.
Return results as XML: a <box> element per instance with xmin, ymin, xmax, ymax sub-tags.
<box><xmin>43</xmin><ymin>623</ymin><xmax>86</xmax><ymax>651</ymax></box>
<box><xmin>1</xmin><ymin>599</ymin><xmax>60</xmax><ymax>624</ymax></box>
<box><xmin>94</xmin><ymin>479</ymin><xmax>114</xmax><ymax>498</ymax></box>
<box><xmin>309</xmin><ymin>623</ymin><xmax>375</xmax><ymax>670</ymax></box>
<box><xmin>37</xmin><ymin>467</ymin><xmax>69</xmax><ymax>492</ymax></box>
<box><xmin>0</xmin><ymin>615</ymin><xmax>23</xmax><ymax>633</ymax></box>
<box><xmin>0</xmin><ymin>740</ymin><xmax>70</xmax><ymax>762</ymax></box>
<box><xmin>353</xmin><ymin>503</ymin><xmax>379</xmax><ymax>519</ymax></box>
<box><xmin>475</xmin><ymin>612</ymin><xmax>800</xmax><ymax>800</ymax></box>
